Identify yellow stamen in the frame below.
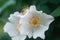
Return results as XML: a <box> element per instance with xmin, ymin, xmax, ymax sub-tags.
<box><xmin>16</xmin><ymin>24</ymin><xmax>21</xmax><ymax>32</ymax></box>
<box><xmin>21</xmin><ymin>5</ymin><xmax>29</xmax><ymax>15</ymax></box>
<box><xmin>29</xmin><ymin>16</ymin><xmax>40</xmax><ymax>28</ymax></box>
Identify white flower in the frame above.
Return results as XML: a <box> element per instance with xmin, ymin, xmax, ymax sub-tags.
<box><xmin>4</xmin><ymin>11</ymin><xmax>26</xmax><ymax>40</ymax></box>
<box><xmin>19</xmin><ymin>5</ymin><xmax>54</xmax><ymax>39</ymax></box>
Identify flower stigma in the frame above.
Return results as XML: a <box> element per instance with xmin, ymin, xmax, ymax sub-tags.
<box><xmin>29</xmin><ymin>16</ymin><xmax>40</xmax><ymax>28</ymax></box>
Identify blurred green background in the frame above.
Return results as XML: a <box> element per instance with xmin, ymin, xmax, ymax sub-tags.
<box><xmin>0</xmin><ymin>0</ymin><xmax>60</xmax><ymax>40</ymax></box>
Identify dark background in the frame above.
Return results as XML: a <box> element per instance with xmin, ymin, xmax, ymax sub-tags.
<box><xmin>0</xmin><ymin>0</ymin><xmax>60</xmax><ymax>40</ymax></box>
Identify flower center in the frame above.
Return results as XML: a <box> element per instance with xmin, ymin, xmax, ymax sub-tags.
<box><xmin>29</xmin><ymin>16</ymin><xmax>40</xmax><ymax>28</ymax></box>
<box><xmin>21</xmin><ymin>6</ymin><xmax>29</xmax><ymax>15</ymax></box>
<box><xmin>16</xmin><ymin>24</ymin><xmax>21</xmax><ymax>32</ymax></box>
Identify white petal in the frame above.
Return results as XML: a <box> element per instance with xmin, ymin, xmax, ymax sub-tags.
<box><xmin>12</xmin><ymin>34</ymin><xmax>26</xmax><ymax>40</ymax></box>
<box><xmin>29</xmin><ymin>5</ymin><xmax>36</xmax><ymax>13</ymax></box>
<box><xmin>8</xmin><ymin>14</ymin><xmax>20</xmax><ymax>24</ymax></box>
<box><xmin>8</xmin><ymin>11</ymin><xmax>22</xmax><ymax>24</ymax></box>
<box><xmin>4</xmin><ymin>22</ymin><xmax>19</xmax><ymax>37</ymax></box>
<box><xmin>13</xmin><ymin>11</ymin><xmax>23</xmax><ymax>17</ymax></box>
<box><xmin>19</xmin><ymin>23</ymin><xmax>33</xmax><ymax>38</ymax></box>
<box><xmin>20</xmin><ymin>11</ymin><xmax>33</xmax><ymax>24</ymax></box>
<box><xmin>36</xmin><ymin>10</ymin><xmax>43</xmax><ymax>14</ymax></box>
<box><xmin>33</xmin><ymin>25</ymin><xmax>47</xmax><ymax>39</ymax></box>
<box><xmin>19</xmin><ymin>11</ymin><xmax>33</xmax><ymax>38</ymax></box>
<box><xmin>13</xmin><ymin>11</ymin><xmax>20</xmax><ymax>16</ymax></box>
<box><xmin>39</xmin><ymin>13</ymin><xmax>54</xmax><ymax>27</ymax></box>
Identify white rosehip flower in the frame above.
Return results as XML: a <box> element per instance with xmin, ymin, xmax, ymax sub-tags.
<box><xmin>4</xmin><ymin>11</ymin><xmax>26</xmax><ymax>40</ymax></box>
<box><xmin>19</xmin><ymin>5</ymin><xmax>54</xmax><ymax>39</ymax></box>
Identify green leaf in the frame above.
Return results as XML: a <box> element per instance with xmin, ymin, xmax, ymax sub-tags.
<box><xmin>0</xmin><ymin>0</ymin><xmax>8</xmax><ymax>7</ymax></box>
<box><xmin>48</xmin><ymin>0</ymin><xmax>60</xmax><ymax>4</ymax></box>
<box><xmin>0</xmin><ymin>33</ymin><xmax>11</xmax><ymax>40</ymax></box>
<box><xmin>0</xmin><ymin>18</ymin><xmax>7</xmax><ymax>35</ymax></box>
<box><xmin>51</xmin><ymin>7</ymin><xmax>60</xmax><ymax>17</ymax></box>
<box><xmin>36</xmin><ymin>4</ymin><xmax>51</xmax><ymax>14</ymax></box>
<box><xmin>38</xmin><ymin>0</ymin><xmax>48</xmax><ymax>5</ymax></box>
